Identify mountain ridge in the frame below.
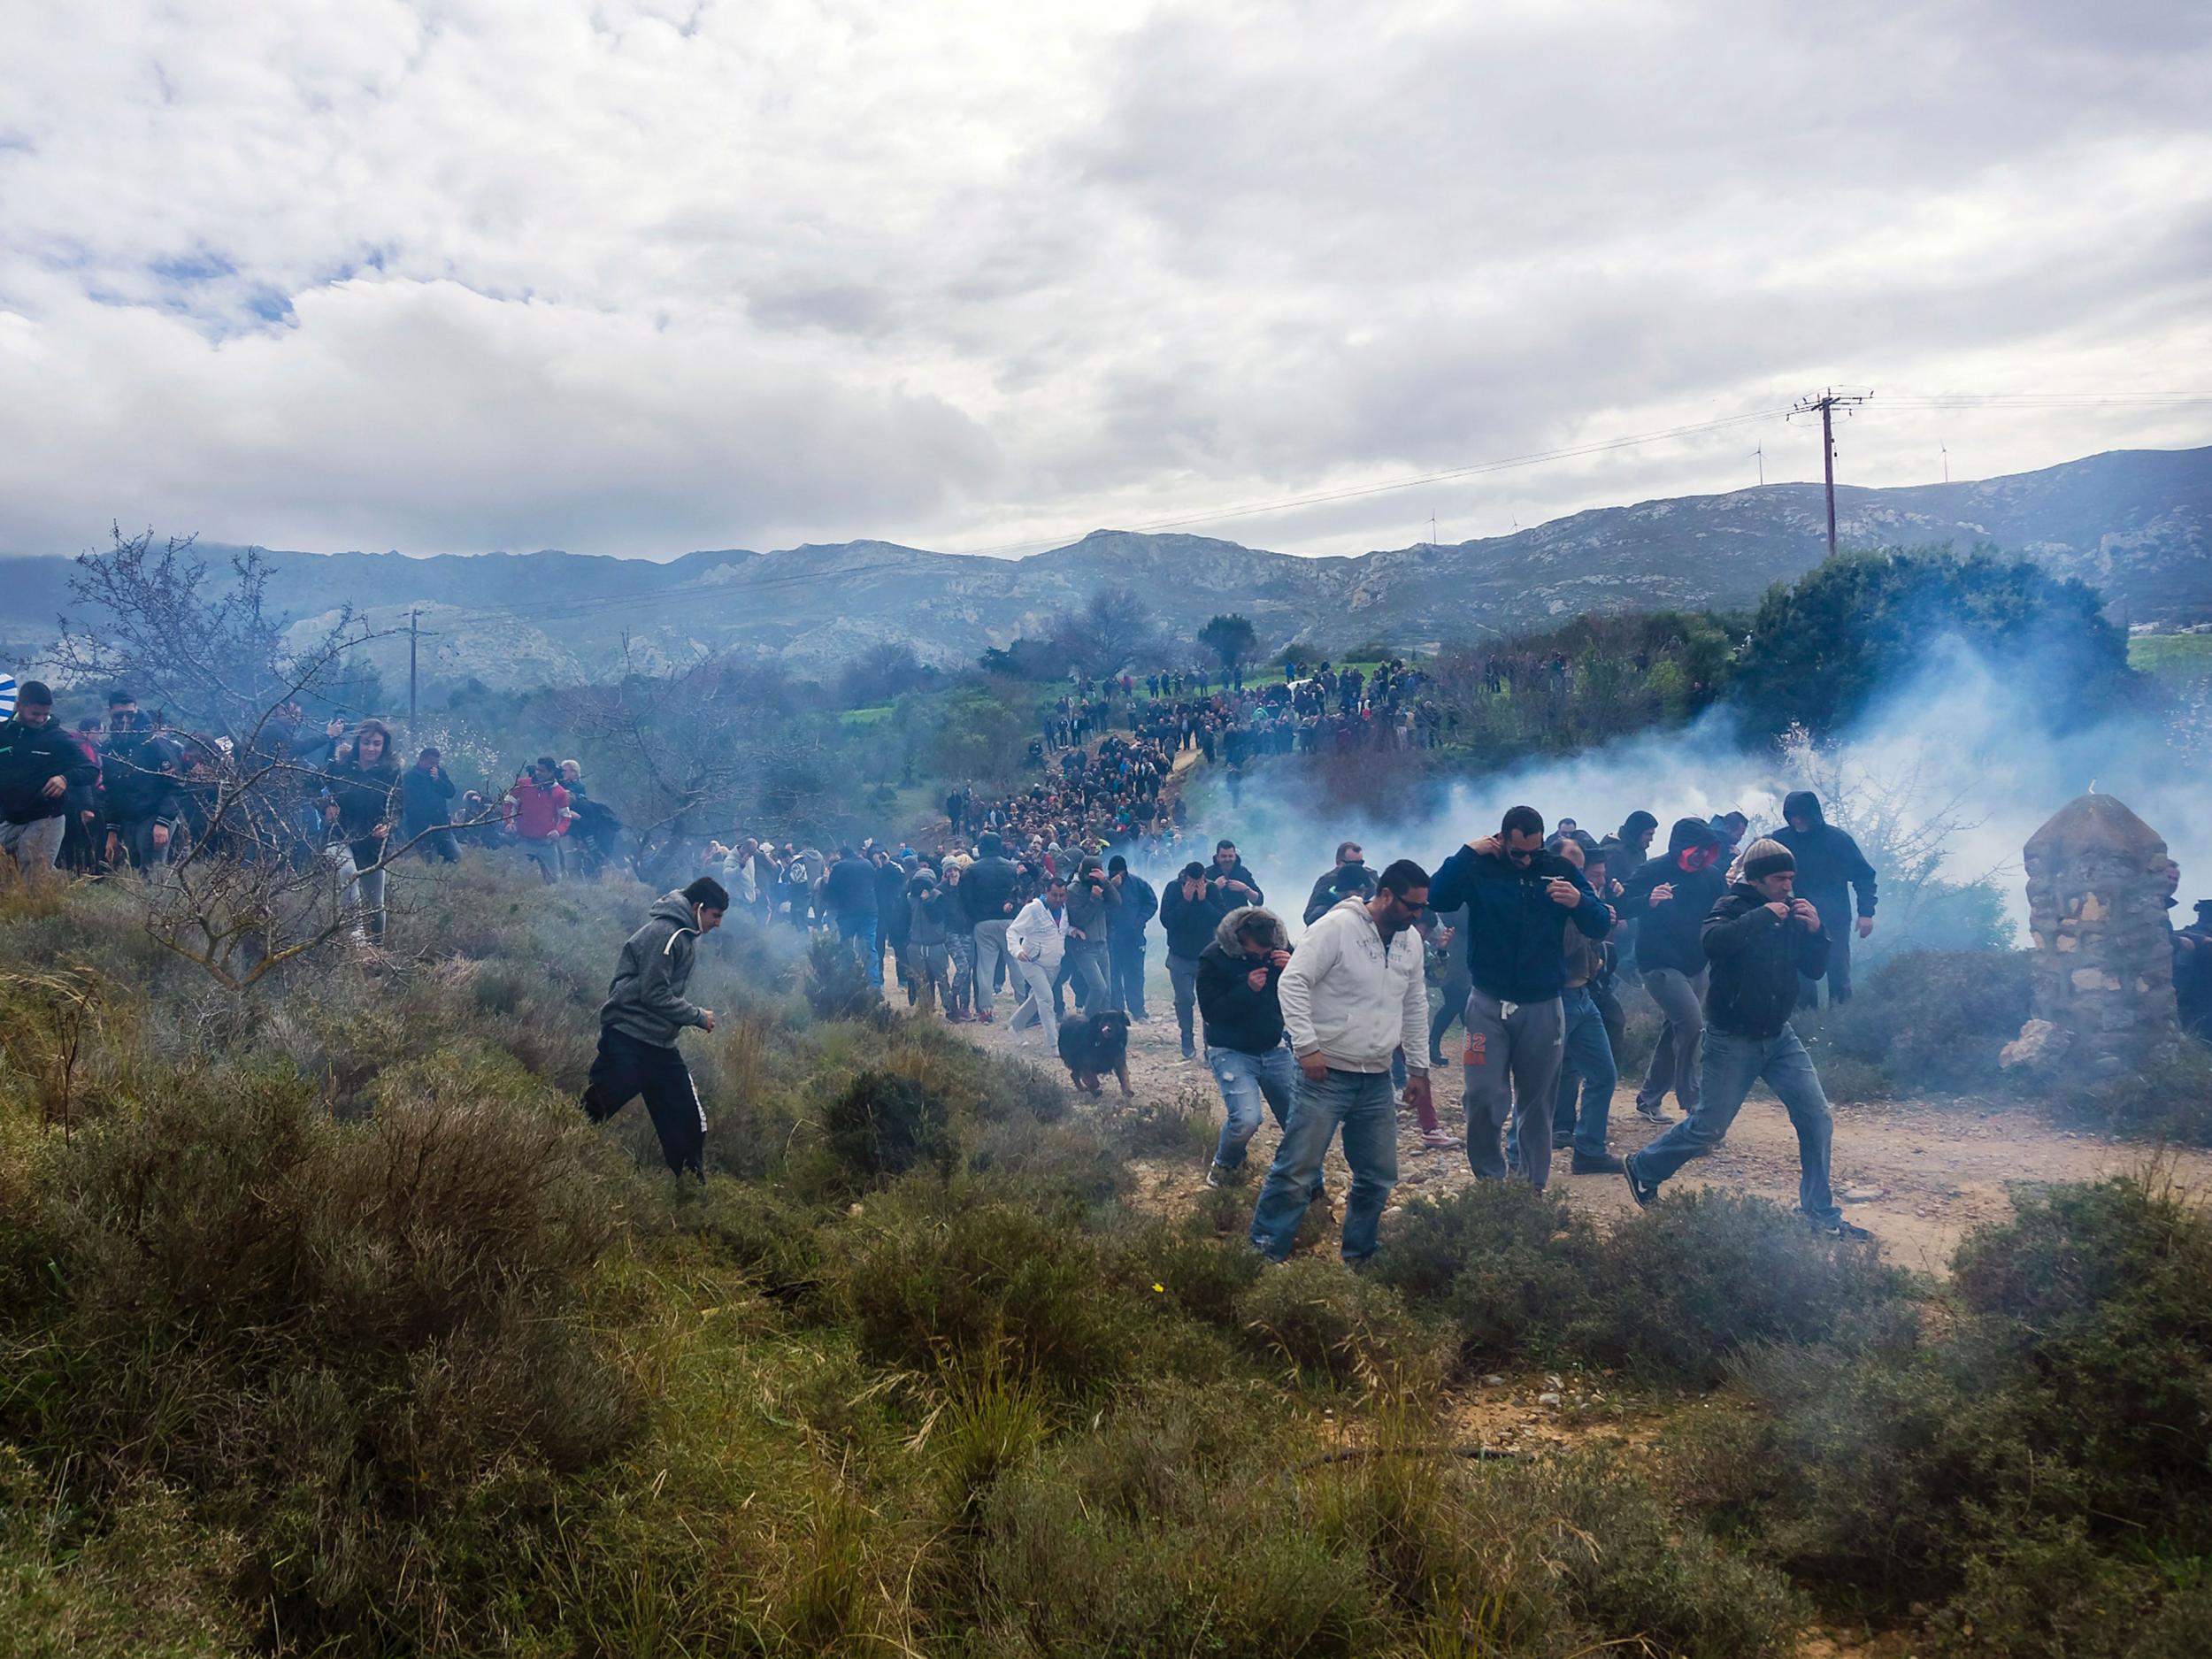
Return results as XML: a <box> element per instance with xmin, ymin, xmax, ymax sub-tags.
<box><xmin>3</xmin><ymin>445</ymin><xmax>2205</xmax><ymax>692</ymax></box>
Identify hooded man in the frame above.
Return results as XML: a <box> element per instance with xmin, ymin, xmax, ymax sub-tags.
<box><xmin>1197</xmin><ymin>904</ymin><xmax>1303</xmax><ymax>1187</ymax></box>
<box><xmin>1250</xmin><ymin>859</ymin><xmax>1432</xmax><ymax>1264</ymax></box>
<box><xmin>1105</xmin><ymin>854</ymin><xmax>1158</xmax><ymax>1019</ymax></box>
<box><xmin>0</xmin><ymin>681</ymin><xmax>96</xmax><ymax>877</ymax></box>
<box><xmin>1775</xmin><ymin>790</ymin><xmax>1878</xmax><ymax>1005</ymax></box>
<box><xmin>1617</xmin><ymin>817</ymin><xmax>1728</xmax><ymax>1124</ymax></box>
<box><xmin>1161</xmin><ymin>860</ymin><xmax>1237</xmax><ymax>1059</ymax></box>
<box><xmin>1624</xmin><ymin>841</ymin><xmax>1869</xmax><ymax>1240</ymax></box>
<box><xmin>1427</xmin><ymin>806</ymin><xmax>1609</xmax><ymax>1192</ymax></box>
<box><xmin>583</xmin><ymin>877</ymin><xmax>727</xmax><ymax>1182</ymax></box>
<box><xmin>1302</xmin><ymin>840</ymin><xmax>1379</xmax><ymax>925</ymax></box>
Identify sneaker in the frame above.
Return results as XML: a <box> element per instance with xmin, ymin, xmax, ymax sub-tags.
<box><xmin>1205</xmin><ymin>1163</ymin><xmax>1243</xmax><ymax>1189</ymax></box>
<box><xmin>1550</xmin><ymin>1133</ymin><xmax>1575</xmax><ymax>1151</ymax></box>
<box><xmin>978</xmin><ymin>1009</ymin><xmax>994</xmax><ymax>1024</ymax></box>
<box><xmin>1419</xmin><ymin>1127</ymin><xmax>1457</xmax><ymax>1149</ymax></box>
<box><xmin>1571</xmin><ymin>1150</ymin><xmax>1625</xmax><ymax>1175</ymax></box>
<box><xmin>1809</xmin><ymin>1217</ymin><xmax>1874</xmax><ymax>1241</ymax></box>
<box><xmin>1635</xmin><ymin>1102</ymin><xmax>1671</xmax><ymax>1124</ymax></box>
<box><xmin>1622</xmin><ymin>1154</ymin><xmax>1659</xmax><ymax>1208</ymax></box>
<box><xmin>1428</xmin><ymin>1051</ymin><xmax>1448</xmax><ymax>1068</ymax></box>
<box><xmin>1180</xmin><ymin>1042</ymin><xmax>1196</xmax><ymax>1061</ymax></box>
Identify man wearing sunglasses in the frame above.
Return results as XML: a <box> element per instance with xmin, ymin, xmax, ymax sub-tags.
<box><xmin>1427</xmin><ymin>805</ymin><xmax>1610</xmax><ymax>1191</ymax></box>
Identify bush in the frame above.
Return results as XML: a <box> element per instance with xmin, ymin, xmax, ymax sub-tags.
<box><xmin>1702</xmin><ymin>1177</ymin><xmax>2212</xmax><ymax>1651</ymax></box>
<box><xmin>0</xmin><ymin>1067</ymin><xmax>633</xmax><ymax>1650</ymax></box>
<box><xmin>803</xmin><ymin>930</ymin><xmax>880</xmax><ymax>1020</ymax></box>
<box><xmin>1808</xmin><ymin>949</ymin><xmax>2032</xmax><ymax>1094</ymax></box>
<box><xmin>2050</xmin><ymin>1041</ymin><xmax>2212</xmax><ymax>1145</ymax></box>
<box><xmin>820</xmin><ymin>1068</ymin><xmax>956</xmax><ymax>1189</ymax></box>
<box><xmin>1572</xmin><ymin>1190</ymin><xmax>1917</xmax><ymax>1386</ymax></box>
<box><xmin>1372</xmin><ymin>1183</ymin><xmax>1599</xmax><ymax>1362</ymax></box>
<box><xmin>1233</xmin><ymin>1259</ymin><xmax>1450</xmax><ymax>1393</ymax></box>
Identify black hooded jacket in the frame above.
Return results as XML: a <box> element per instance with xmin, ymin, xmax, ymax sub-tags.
<box><xmin>1617</xmin><ymin>818</ymin><xmax>1727</xmax><ymax>977</ymax></box>
<box><xmin>0</xmin><ymin>717</ymin><xmax>97</xmax><ymax>824</ymax></box>
<box><xmin>1196</xmin><ymin>906</ymin><xmax>1290</xmax><ymax>1054</ymax></box>
<box><xmin>1702</xmin><ymin>882</ymin><xmax>1831</xmax><ymax>1039</ymax></box>
<box><xmin>1773</xmin><ymin>791</ymin><xmax>1878</xmax><ymax>920</ymax></box>
<box><xmin>960</xmin><ymin>850</ymin><xmax>1022</xmax><ymax>926</ymax></box>
<box><xmin>1302</xmin><ymin>861</ymin><xmax>1379</xmax><ymax>925</ymax></box>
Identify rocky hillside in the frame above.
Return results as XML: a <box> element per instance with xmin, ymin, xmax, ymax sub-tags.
<box><xmin>4</xmin><ymin>446</ymin><xmax>2205</xmax><ymax>691</ymax></box>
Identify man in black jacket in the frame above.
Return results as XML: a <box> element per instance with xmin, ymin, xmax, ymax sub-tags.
<box><xmin>1105</xmin><ymin>855</ymin><xmax>1157</xmax><ymax>1019</ymax></box>
<box><xmin>1197</xmin><ymin>904</ymin><xmax>1300</xmax><ymax>1187</ymax></box>
<box><xmin>0</xmin><ymin>681</ymin><xmax>96</xmax><ymax>877</ymax></box>
<box><xmin>1775</xmin><ymin>790</ymin><xmax>1878</xmax><ymax>1006</ymax></box>
<box><xmin>1302</xmin><ymin>840</ymin><xmax>1378</xmax><ymax>924</ymax></box>
<box><xmin>1160</xmin><ymin>861</ymin><xmax>1235</xmax><ymax>1059</ymax></box>
<box><xmin>1063</xmin><ymin>855</ymin><xmax>1120</xmax><ymax>1015</ymax></box>
<box><xmin>1624</xmin><ymin>840</ymin><xmax>1869</xmax><ymax>1239</ymax></box>
<box><xmin>402</xmin><ymin>747</ymin><xmax>459</xmax><ymax>863</ymax></box>
<box><xmin>823</xmin><ymin>847</ymin><xmax>881</xmax><ymax>987</ymax></box>
<box><xmin>962</xmin><ymin>832</ymin><xmax>1023</xmax><ymax>1022</ymax></box>
<box><xmin>1617</xmin><ymin>817</ymin><xmax>1726</xmax><ymax>1124</ymax></box>
<box><xmin>1209</xmin><ymin>839</ymin><xmax>1263</xmax><ymax>906</ymax></box>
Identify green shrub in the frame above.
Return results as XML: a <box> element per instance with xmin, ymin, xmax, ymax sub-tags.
<box><xmin>0</xmin><ymin>1068</ymin><xmax>633</xmax><ymax>1651</ymax></box>
<box><xmin>1233</xmin><ymin>1259</ymin><xmax>1449</xmax><ymax>1393</ymax></box>
<box><xmin>1704</xmin><ymin>1177</ymin><xmax>2212</xmax><ymax>1650</ymax></box>
<box><xmin>820</xmin><ymin>1068</ymin><xmax>957</xmax><ymax>1188</ymax></box>
<box><xmin>2049</xmin><ymin>1041</ymin><xmax>2212</xmax><ymax>1145</ymax></box>
<box><xmin>840</xmin><ymin>1185</ymin><xmax>1151</xmax><ymax>1396</ymax></box>
<box><xmin>1573</xmin><ymin>1189</ymin><xmax>1917</xmax><ymax>1385</ymax></box>
<box><xmin>1372</xmin><ymin>1182</ymin><xmax>1598</xmax><ymax>1362</ymax></box>
<box><xmin>1808</xmin><ymin>949</ymin><xmax>2032</xmax><ymax>1094</ymax></box>
<box><xmin>803</xmin><ymin>931</ymin><xmax>880</xmax><ymax>1020</ymax></box>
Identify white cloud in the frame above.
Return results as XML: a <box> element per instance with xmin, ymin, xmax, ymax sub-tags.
<box><xmin>0</xmin><ymin>0</ymin><xmax>2206</xmax><ymax>559</ymax></box>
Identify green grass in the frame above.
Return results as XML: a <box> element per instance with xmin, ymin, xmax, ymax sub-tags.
<box><xmin>2129</xmin><ymin>631</ymin><xmax>2212</xmax><ymax>682</ymax></box>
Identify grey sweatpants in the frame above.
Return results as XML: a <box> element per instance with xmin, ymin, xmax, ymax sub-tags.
<box><xmin>1461</xmin><ymin>990</ymin><xmax>1566</xmax><ymax>1189</ymax></box>
<box><xmin>1635</xmin><ymin>966</ymin><xmax>1707</xmax><ymax>1118</ymax></box>
<box><xmin>0</xmin><ymin>814</ymin><xmax>66</xmax><ymax>876</ymax></box>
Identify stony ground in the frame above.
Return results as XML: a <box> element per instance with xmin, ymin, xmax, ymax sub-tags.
<box><xmin>964</xmin><ymin>959</ymin><xmax>2212</xmax><ymax>1279</ymax></box>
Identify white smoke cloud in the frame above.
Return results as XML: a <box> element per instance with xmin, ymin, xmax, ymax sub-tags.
<box><xmin>1147</xmin><ymin>643</ymin><xmax>2209</xmax><ymax>946</ymax></box>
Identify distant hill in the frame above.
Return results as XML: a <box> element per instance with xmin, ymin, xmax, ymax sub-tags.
<box><xmin>4</xmin><ymin>446</ymin><xmax>2206</xmax><ymax>694</ymax></box>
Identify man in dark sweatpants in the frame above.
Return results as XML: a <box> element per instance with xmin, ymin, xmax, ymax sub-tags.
<box><xmin>582</xmin><ymin>876</ymin><xmax>727</xmax><ymax>1182</ymax></box>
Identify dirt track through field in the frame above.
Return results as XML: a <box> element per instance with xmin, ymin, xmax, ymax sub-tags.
<box><xmin>965</xmin><ymin>963</ymin><xmax>2212</xmax><ymax>1277</ymax></box>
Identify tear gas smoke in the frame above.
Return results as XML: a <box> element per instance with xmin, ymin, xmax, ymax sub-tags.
<box><xmin>1137</xmin><ymin>637</ymin><xmax>2208</xmax><ymax>947</ymax></box>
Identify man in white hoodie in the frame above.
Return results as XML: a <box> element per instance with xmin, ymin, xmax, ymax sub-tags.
<box><xmin>1005</xmin><ymin>876</ymin><xmax>1071</xmax><ymax>1045</ymax></box>
<box><xmin>1250</xmin><ymin>858</ymin><xmax>1432</xmax><ymax>1264</ymax></box>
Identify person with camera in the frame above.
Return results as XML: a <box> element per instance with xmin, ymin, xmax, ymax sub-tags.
<box><xmin>1063</xmin><ymin>854</ymin><xmax>1121</xmax><ymax>1015</ymax></box>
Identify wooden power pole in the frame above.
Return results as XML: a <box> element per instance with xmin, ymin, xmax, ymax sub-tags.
<box><xmin>1792</xmin><ymin>388</ymin><xmax>1871</xmax><ymax>556</ymax></box>
<box><xmin>407</xmin><ymin>608</ymin><xmax>419</xmax><ymax>738</ymax></box>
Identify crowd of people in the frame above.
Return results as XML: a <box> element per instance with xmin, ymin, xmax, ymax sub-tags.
<box><xmin>0</xmin><ymin>679</ymin><xmax>625</xmax><ymax>940</ymax></box>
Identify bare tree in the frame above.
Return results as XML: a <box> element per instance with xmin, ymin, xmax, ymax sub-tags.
<box><xmin>42</xmin><ymin>527</ymin><xmax>476</xmax><ymax>989</ymax></box>
<box><xmin>1048</xmin><ymin>588</ymin><xmax>1156</xmax><ymax>677</ymax></box>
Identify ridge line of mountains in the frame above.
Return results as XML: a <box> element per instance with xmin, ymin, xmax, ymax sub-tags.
<box><xmin>3</xmin><ymin>444</ymin><xmax>2206</xmax><ymax>695</ymax></box>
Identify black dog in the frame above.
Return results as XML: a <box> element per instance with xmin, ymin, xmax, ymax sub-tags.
<box><xmin>1057</xmin><ymin>1010</ymin><xmax>1133</xmax><ymax>1097</ymax></box>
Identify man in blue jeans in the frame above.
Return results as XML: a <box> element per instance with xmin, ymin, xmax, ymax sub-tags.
<box><xmin>1195</xmin><ymin>902</ymin><xmax>1303</xmax><ymax>1187</ymax></box>
<box><xmin>1250</xmin><ymin>860</ymin><xmax>1432</xmax><ymax>1264</ymax></box>
<box><xmin>1624</xmin><ymin>839</ymin><xmax>1872</xmax><ymax>1240</ymax></box>
<box><xmin>822</xmin><ymin>845</ymin><xmax>882</xmax><ymax>988</ymax></box>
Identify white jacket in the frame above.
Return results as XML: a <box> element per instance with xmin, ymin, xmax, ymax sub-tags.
<box><xmin>1278</xmin><ymin>897</ymin><xmax>1430</xmax><ymax>1074</ymax></box>
<box><xmin>1007</xmin><ymin>897</ymin><xmax>1071</xmax><ymax>972</ymax></box>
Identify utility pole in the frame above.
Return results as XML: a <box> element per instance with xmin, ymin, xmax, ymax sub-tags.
<box><xmin>1790</xmin><ymin>388</ymin><xmax>1871</xmax><ymax>556</ymax></box>
<box><xmin>407</xmin><ymin>607</ymin><xmax>419</xmax><ymax>738</ymax></box>
<box><xmin>1941</xmin><ymin>441</ymin><xmax>1949</xmax><ymax>484</ymax></box>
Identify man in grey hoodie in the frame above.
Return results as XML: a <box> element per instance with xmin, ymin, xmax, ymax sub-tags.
<box><xmin>582</xmin><ymin>876</ymin><xmax>727</xmax><ymax>1181</ymax></box>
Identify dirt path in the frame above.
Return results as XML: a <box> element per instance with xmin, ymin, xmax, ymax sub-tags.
<box><xmin>970</xmin><ymin>965</ymin><xmax>2212</xmax><ymax>1276</ymax></box>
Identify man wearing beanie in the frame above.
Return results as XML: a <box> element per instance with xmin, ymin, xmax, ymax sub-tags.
<box><xmin>1624</xmin><ymin>839</ymin><xmax>1870</xmax><ymax>1240</ymax></box>
<box><xmin>0</xmin><ymin>681</ymin><xmax>96</xmax><ymax>877</ymax></box>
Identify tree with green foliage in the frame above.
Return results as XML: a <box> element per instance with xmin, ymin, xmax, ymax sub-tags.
<box><xmin>1196</xmin><ymin>612</ymin><xmax>1259</xmax><ymax>675</ymax></box>
<box><xmin>1732</xmin><ymin>545</ymin><xmax>2133</xmax><ymax>735</ymax></box>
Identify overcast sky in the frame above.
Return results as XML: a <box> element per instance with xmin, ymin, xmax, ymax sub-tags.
<box><xmin>3</xmin><ymin>0</ymin><xmax>2208</xmax><ymax>562</ymax></box>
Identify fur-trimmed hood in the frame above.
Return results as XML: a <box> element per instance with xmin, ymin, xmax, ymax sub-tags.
<box><xmin>1214</xmin><ymin>904</ymin><xmax>1288</xmax><ymax>955</ymax></box>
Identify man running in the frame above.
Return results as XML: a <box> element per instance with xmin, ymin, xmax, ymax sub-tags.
<box><xmin>1624</xmin><ymin>840</ymin><xmax>1870</xmax><ymax>1240</ymax></box>
<box><xmin>582</xmin><ymin>876</ymin><xmax>727</xmax><ymax>1183</ymax></box>
<box><xmin>1006</xmin><ymin>875</ymin><xmax>1071</xmax><ymax>1045</ymax></box>
<box><xmin>1250</xmin><ymin>859</ymin><xmax>1432</xmax><ymax>1265</ymax></box>
<box><xmin>1161</xmin><ymin>861</ymin><xmax>1235</xmax><ymax>1060</ymax></box>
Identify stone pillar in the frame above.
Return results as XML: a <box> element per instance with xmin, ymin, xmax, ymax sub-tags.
<box><xmin>2003</xmin><ymin>794</ymin><xmax>2179</xmax><ymax>1077</ymax></box>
